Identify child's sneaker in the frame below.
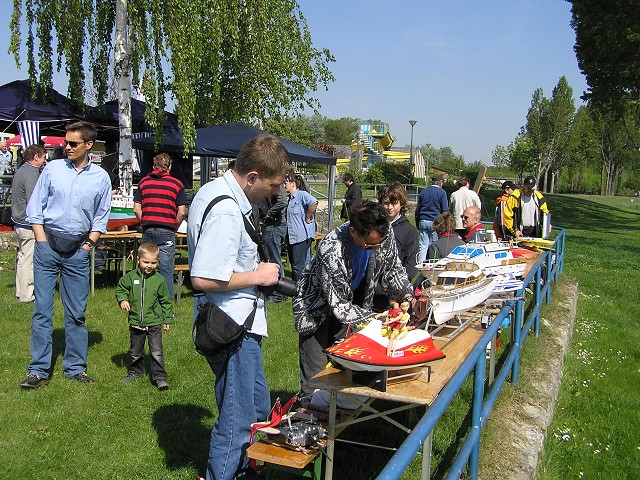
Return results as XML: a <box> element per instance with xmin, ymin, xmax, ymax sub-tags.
<box><xmin>156</xmin><ymin>379</ymin><xmax>169</xmax><ymax>391</ymax></box>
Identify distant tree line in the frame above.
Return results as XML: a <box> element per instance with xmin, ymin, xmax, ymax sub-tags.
<box><xmin>264</xmin><ymin>115</ymin><xmax>476</xmax><ymax>184</ymax></box>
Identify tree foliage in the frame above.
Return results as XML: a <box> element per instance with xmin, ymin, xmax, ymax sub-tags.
<box><xmin>569</xmin><ymin>0</ymin><xmax>640</xmax><ymax>117</ymax></box>
<box><xmin>9</xmin><ymin>0</ymin><xmax>335</xmax><ymax>152</ymax></box>
<box><xmin>324</xmin><ymin>117</ymin><xmax>360</xmax><ymax>145</ymax></box>
<box><xmin>522</xmin><ymin>77</ymin><xmax>575</xmax><ymax>192</ymax></box>
<box><xmin>420</xmin><ymin>144</ymin><xmax>465</xmax><ymax>174</ymax></box>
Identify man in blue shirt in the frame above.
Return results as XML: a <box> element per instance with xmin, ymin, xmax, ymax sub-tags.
<box><xmin>188</xmin><ymin>134</ymin><xmax>292</xmax><ymax>480</ymax></box>
<box><xmin>415</xmin><ymin>175</ymin><xmax>448</xmax><ymax>261</ymax></box>
<box><xmin>20</xmin><ymin>121</ymin><xmax>112</xmax><ymax>389</ymax></box>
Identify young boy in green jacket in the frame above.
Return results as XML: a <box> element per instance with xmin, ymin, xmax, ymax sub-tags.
<box><xmin>115</xmin><ymin>242</ymin><xmax>172</xmax><ymax>390</ymax></box>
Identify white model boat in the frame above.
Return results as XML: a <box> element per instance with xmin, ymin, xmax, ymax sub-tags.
<box><xmin>424</xmin><ymin>261</ymin><xmax>497</xmax><ymax>325</ymax></box>
<box><xmin>417</xmin><ymin>230</ymin><xmax>538</xmax><ymax>279</ymax></box>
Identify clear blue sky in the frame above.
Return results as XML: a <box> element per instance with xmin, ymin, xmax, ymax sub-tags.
<box><xmin>0</xmin><ymin>1</ymin><xmax>587</xmax><ymax>165</ymax></box>
<box><xmin>297</xmin><ymin>0</ymin><xmax>588</xmax><ymax>164</ymax></box>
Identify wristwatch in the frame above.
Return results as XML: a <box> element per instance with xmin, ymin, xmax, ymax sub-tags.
<box><xmin>84</xmin><ymin>238</ymin><xmax>96</xmax><ymax>249</ymax></box>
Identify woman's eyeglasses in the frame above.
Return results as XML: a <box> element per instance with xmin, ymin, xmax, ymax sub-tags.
<box><xmin>64</xmin><ymin>140</ymin><xmax>85</xmax><ymax>148</ymax></box>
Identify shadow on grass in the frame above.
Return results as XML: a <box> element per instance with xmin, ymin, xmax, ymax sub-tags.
<box><xmin>153</xmin><ymin>403</ymin><xmax>212</xmax><ymax>471</ymax></box>
<box><xmin>111</xmin><ymin>352</ymin><xmax>128</xmax><ymax>369</ymax></box>
<box><xmin>49</xmin><ymin>328</ymin><xmax>103</xmax><ymax>377</ymax></box>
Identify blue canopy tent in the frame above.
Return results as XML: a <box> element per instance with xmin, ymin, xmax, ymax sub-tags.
<box><xmin>103</xmin><ymin>98</ymin><xmax>180</xmax><ymax>134</ymax></box>
<box><xmin>133</xmin><ymin>121</ymin><xmax>338</xmax><ymax>227</ymax></box>
<box><xmin>132</xmin><ymin>121</ymin><xmax>336</xmax><ymax>164</ymax></box>
<box><xmin>0</xmin><ymin>79</ymin><xmax>118</xmax><ymax>147</ymax></box>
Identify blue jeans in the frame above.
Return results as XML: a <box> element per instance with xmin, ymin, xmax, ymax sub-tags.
<box><xmin>29</xmin><ymin>240</ymin><xmax>91</xmax><ymax>379</ymax></box>
<box><xmin>142</xmin><ymin>227</ymin><xmax>176</xmax><ymax>300</ymax></box>
<box><xmin>418</xmin><ymin>219</ymin><xmax>438</xmax><ymax>261</ymax></box>
<box><xmin>205</xmin><ymin>333</ymin><xmax>271</xmax><ymax>480</ymax></box>
<box><xmin>262</xmin><ymin>223</ymin><xmax>287</xmax><ymax>298</ymax></box>
<box><xmin>289</xmin><ymin>238</ymin><xmax>312</xmax><ymax>283</ymax></box>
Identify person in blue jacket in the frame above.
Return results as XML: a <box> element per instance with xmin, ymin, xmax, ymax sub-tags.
<box><xmin>284</xmin><ymin>173</ymin><xmax>318</xmax><ymax>282</ymax></box>
<box><xmin>414</xmin><ymin>175</ymin><xmax>448</xmax><ymax>261</ymax></box>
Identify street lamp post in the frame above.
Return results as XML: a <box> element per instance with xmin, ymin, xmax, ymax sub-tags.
<box><xmin>409</xmin><ymin>120</ymin><xmax>417</xmax><ymax>177</ymax></box>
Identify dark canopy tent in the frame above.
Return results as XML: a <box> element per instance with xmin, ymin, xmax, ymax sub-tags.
<box><xmin>132</xmin><ymin>121</ymin><xmax>338</xmax><ymax>227</ymax></box>
<box><xmin>132</xmin><ymin>121</ymin><xmax>336</xmax><ymax>164</ymax></box>
<box><xmin>0</xmin><ymin>79</ymin><xmax>117</xmax><ymax>137</ymax></box>
<box><xmin>104</xmin><ymin>98</ymin><xmax>180</xmax><ymax>134</ymax></box>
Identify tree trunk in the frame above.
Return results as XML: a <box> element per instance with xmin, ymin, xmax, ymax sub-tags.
<box><xmin>115</xmin><ymin>0</ymin><xmax>133</xmax><ymax>195</ymax></box>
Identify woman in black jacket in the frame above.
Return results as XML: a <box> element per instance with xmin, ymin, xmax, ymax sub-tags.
<box><xmin>340</xmin><ymin>173</ymin><xmax>362</xmax><ymax>219</ymax></box>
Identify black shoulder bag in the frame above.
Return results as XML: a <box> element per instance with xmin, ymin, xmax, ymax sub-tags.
<box><xmin>192</xmin><ymin>195</ymin><xmax>264</xmax><ymax>356</ymax></box>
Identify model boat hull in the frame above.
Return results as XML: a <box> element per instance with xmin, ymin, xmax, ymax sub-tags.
<box><xmin>429</xmin><ymin>275</ymin><xmax>497</xmax><ymax>325</ymax></box>
<box><xmin>325</xmin><ymin>320</ymin><xmax>445</xmax><ymax>372</ymax></box>
<box><xmin>108</xmin><ymin>194</ymin><xmax>139</xmax><ymax>231</ymax></box>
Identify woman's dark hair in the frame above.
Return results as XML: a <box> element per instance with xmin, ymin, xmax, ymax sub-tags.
<box><xmin>433</xmin><ymin>212</ymin><xmax>457</xmax><ymax>237</ymax></box>
<box><xmin>349</xmin><ymin>200</ymin><xmax>389</xmax><ymax>238</ymax></box>
<box><xmin>377</xmin><ymin>182</ymin><xmax>408</xmax><ymax>215</ymax></box>
<box><xmin>284</xmin><ymin>172</ymin><xmax>308</xmax><ymax>192</ymax></box>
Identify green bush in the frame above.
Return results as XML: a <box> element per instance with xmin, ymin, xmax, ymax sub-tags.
<box><xmin>364</xmin><ymin>162</ymin><xmax>413</xmax><ymax>185</ymax></box>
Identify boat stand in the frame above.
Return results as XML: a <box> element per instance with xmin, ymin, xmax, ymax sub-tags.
<box><xmin>427</xmin><ymin>307</ymin><xmax>484</xmax><ymax>344</ymax></box>
<box><xmin>351</xmin><ymin>365</ymin><xmax>432</xmax><ymax>392</ymax></box>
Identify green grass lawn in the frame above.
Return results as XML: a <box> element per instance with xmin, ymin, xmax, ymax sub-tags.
<box><xmin>537</xmin><ymin>195</ymin><xmax>640</xmax><ymax>480</ymax></box>
<box><xmin>1</xmin><ymin>193</ymin><xmax>638</xmax><ymax>479</ymax></box>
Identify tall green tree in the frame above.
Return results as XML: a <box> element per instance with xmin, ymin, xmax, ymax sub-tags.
<box><xmin>562</xmin><ymin>105</ymin><xmax>598</xmax><ymax>193</ymax></box>
<box><xmin>324</xmin><ymin>117</ymin><xmax>360</xmax><ymax>145</ymax></box>
<box><xmin>9</xmin><ymin>0</ymin><xmax>335</xmax><ymax>157</ymax></box>
<box><xmin>508</xmin><ymin>133</ymin><xmax>536</xmax><ymax>181</ymax></box>
<box><xmin>568</xmin><ymin>1</ymin><xmax>640</xmax><ymax>188</ymax></box>
<box><xmin>524</xmin><ymin>77</ymin><xmax>575</xmax><ymax>192</ymax></box>
<box><xmin>591</xmin><ymin>107</ymin><xmax>640</xmax><ymax>195</ymax></box>
<box><xmin>568</xmin><ymin>0</ymin><xmax>640</xmax><ymax>119</ymax></box>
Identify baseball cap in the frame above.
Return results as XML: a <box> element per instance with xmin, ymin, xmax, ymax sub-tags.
<box><xmin>501</xmin><ymin>180</ymin><xmax>515</xmax><ymax>190</ymax></box>
<box><xmin>523</xmin><ymin>176</ymin><xmax>536</xmax><ymax>188</ymax></box>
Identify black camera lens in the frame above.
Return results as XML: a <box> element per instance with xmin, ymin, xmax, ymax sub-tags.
<box><xmin>275</xmin><ymin>278</ymin><xmax>298</xmax><ymax>297</ymax></box>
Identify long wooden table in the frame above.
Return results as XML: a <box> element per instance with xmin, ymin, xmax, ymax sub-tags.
<box><xmin>90</xmin><ymin>231</ymin><xmax>142</xmax><ymax>294</ymax></box>
<box><xmin>308</xmin><ymin>316</ymin><xmax>486</xmax><ymax>480</ymax></box>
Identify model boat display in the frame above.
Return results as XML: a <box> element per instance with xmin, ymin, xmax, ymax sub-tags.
<box><xmin>417</xmin><ymin>230</ymin><xmax>538</xmax><ymax>279</ymax></box>
<box><xmin>325</xmin><ymin>319</ymin><xmax>445</xmax><ymax>372</ymax></box>
<box><xmin>107</xmin><ymin>191</ymin><xmax>139</xmax><ymax>231</ymax></box>
<box><xmin>423</xmin><ymin>261</ymin><xmax>497</xmax><ymax>325</ymax></box>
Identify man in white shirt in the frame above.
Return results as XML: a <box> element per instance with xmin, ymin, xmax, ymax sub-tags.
<box><xmin>450</xmin><ymin>175</ymin><xmax>481</xmax><ymax>230</ymax></box>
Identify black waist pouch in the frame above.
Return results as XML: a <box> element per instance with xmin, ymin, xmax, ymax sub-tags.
<box><xmin>45</xmin><ymin>228</ymin><xmax>86</xmax><ymax>254</ymax></box>
<box><xmin>193</xmin><ymin>299</ymin><xmax>257</xmax><ymax>356</ymax></box>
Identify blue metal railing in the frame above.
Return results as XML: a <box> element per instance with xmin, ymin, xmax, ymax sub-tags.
<box><xmin>377</xmin><ymin>228</ymin><xmax>567</xmax><ymax>479</ymax></box>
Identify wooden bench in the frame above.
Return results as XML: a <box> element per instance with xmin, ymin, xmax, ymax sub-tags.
<box><xmin>247</xmin><ymin>439</ymin><xmax>323</xmax><ymax>480</ymax></box>
<box><xmin>247</xmin><ymin>406</ymin><xmax>363</xmax><ymax>480</ymax></box>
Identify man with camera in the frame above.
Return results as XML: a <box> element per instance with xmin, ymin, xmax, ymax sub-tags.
<box><xmin>293</xmin><ymin>200</ymin><xmax>425</xmax><ymax>406</ymax></box>
<box><xmin>187</xmin><ymin>134</ymin><xmax>292</xmax><ymax>480</ymax></box>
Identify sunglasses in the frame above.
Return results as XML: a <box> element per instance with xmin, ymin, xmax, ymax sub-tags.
<box><xmin>64</xmin><ymin>140</ymin><xmax>85</xmax><ymax>148</ymax></box>
<box><xmin>355</xmin><ymin>230</ymin><xmax>387</xmax><ymax>250</ymax></box>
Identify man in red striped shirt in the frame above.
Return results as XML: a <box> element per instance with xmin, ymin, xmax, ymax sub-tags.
<box><xmin>134</xmin><ymin>153</ymin><xmax>186</xmax><ymax>300</ymax></box>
